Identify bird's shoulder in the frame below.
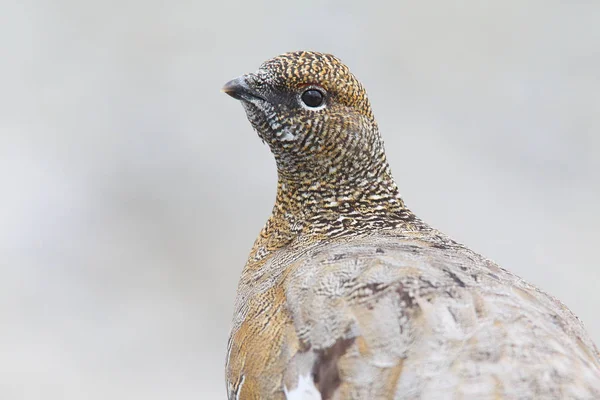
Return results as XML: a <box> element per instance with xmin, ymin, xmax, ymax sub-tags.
<box><xmin>227</xmin><ymin>232</ymin><xmax>600</xmax><ymax>399</ymax></box>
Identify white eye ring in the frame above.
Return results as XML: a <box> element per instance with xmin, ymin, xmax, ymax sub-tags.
<box><xmin>298</xmin><ymin>87</ymin><xmax>327</xmax><ymax>111</ymax></box>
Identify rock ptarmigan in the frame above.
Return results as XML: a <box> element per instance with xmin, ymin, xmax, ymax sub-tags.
<box><xmin>222</xmin><ymin>51</ymin><xmax>600</xmax><ymax>400</ymax></box>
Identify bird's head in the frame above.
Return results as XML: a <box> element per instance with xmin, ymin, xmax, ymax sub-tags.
<box><xmin>223</xmin><ymin>51</ymin><xmax>387</xmax><ymax>181</ymax></box>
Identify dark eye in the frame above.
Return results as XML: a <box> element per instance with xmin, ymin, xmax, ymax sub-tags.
<box><xmin>300</xmin><ymin>89</ymin><xmax>324</xmax><ymax>108</ymax></box>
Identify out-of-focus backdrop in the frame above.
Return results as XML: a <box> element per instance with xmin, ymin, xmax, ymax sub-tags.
<box><xmin>1</xmin><ymin>1</ymin><xmax>599</xmax><ymax>399</ymax></box>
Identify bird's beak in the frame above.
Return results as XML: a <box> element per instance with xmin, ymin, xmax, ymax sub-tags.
<box><xmin>222</xmin><ymin>75</ymin><xmax>266</xmax><ymax>102</ymax></box>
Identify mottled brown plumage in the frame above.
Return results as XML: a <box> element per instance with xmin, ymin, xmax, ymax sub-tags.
<box><xmin>222</xmin><ymin>51</ymin><xmax>600</xmax><ymax>399</ymax></box>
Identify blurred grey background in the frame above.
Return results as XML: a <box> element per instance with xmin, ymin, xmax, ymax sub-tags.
<box><xmin>1</xmin><ymin>1</ymin><xmax>599</xmax><ymax>399</ymax></box>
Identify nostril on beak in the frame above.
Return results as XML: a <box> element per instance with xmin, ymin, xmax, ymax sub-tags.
<box><xmin>222</xmin><ymin>77</ymin><xmax>250</xmax><ymax>101</ymax></box>
<box><xmin>222</xmin><ymin>76</ymin><xmax>266</xmax><ymax>102</ymax></box>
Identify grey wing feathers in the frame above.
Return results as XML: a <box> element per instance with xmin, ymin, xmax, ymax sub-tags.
<box><xmin>281</xmin><ymin>235</ymin><xmax>600</xmax><ymax>399</ymax></box>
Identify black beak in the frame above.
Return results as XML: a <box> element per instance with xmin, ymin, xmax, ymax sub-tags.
<box><xmin>222</xmin><ymin>76</ymin><xmax>266</xmax><ymax>102</ymax></box>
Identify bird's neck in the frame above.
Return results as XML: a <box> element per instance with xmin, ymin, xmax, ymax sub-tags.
<box><xmin>270</xmin><ymin>161</ymin><xmax>416</xmax><ymax>238</ymax></box>
<box><xmin>244</xmin><ymin>164</ymin><xmax>418</xmax><ymax>271</ymax></box>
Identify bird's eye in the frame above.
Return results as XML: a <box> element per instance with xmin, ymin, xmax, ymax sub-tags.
<box><xmin>300</xmin><ymin>89</ymin><xmax>324</xmax><ymax>108</ymax></box>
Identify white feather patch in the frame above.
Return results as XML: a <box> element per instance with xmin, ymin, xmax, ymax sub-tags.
<box><xmin>284</xmin><ymin>373</ymin><xmax>322</xmax><ymax>400</ymax></box>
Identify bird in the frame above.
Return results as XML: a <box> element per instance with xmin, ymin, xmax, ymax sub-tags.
<box><xmin>221</xmin><ymin>51</ymin><xmax>600</xmax><ymax>400</ymax></box>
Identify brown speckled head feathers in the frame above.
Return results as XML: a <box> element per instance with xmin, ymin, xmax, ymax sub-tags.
<box><xmin>257</xmin><ymin>52</ymin><xmax>374</xmax><ymax>119</ymax></box>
